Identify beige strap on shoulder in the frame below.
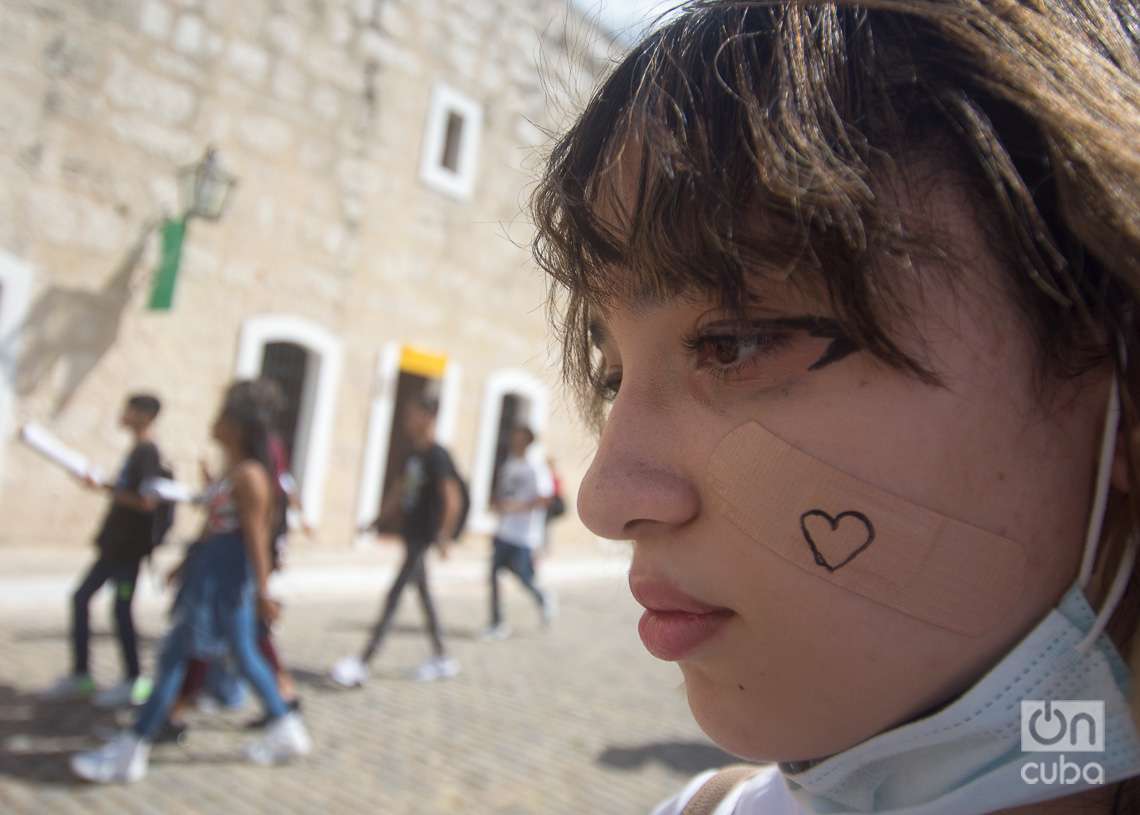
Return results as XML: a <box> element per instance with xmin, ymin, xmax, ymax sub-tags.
<box><xmin>680</xmin><ymin>764</ymin><xmax>760</xmax><ymax>815</ymax></box>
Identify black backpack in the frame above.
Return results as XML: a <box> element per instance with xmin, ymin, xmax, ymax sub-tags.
<box><xmin>450</xmin><ymin>464</ymin><xmax>471</xmax><ymax>542</ymax></box>
<box><xmin>150</xmin><ymin>463</ymin><xmax>177</xmax><ymax>551</ymax></box>
<box><xmin>546</xmin><ymin>493</ymin><xmax>567</xmax><ymax>523</ymax></box>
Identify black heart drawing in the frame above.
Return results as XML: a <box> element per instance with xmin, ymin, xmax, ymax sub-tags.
<box><xmin>799</xmin><ymin>510</ymin><xmax>876</xmax><ymax>572</ymax></box>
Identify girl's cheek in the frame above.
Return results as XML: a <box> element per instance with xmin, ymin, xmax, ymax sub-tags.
<box><xmin>705</xmin><ymin>420</ymin><xmax>1027</xmax><ymax>637</ymax></box>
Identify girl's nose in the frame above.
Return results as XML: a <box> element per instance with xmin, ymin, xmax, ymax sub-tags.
<box><xmin>576</xmin><ymin>392</ymin><xmax>700</xmax><ymax>540</ymax></box>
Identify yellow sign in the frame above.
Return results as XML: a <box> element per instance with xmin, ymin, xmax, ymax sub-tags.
<box><xmin>399</xmin><ymin>346</ymin><xmax>448</xmax><ymax>379</ymax></box>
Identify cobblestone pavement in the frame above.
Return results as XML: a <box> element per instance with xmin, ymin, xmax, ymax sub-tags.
<box><xmin>0</xmin><ymin>574</ymin><xmax>736</xmax><ymax>814</ymax></box>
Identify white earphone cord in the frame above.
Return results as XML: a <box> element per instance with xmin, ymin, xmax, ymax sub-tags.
<box><xmin>1076</xmin><ymin>374</ymin><xmax>1138</xmax><ymax>654</ymax></box>
<box><xmin>1078</xmin><ymin>376</ymin><xmax>1121</xmax><ymax>591</ymax></box>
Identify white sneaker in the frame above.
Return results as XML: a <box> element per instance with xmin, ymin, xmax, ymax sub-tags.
<box><xmin>541</xmin><ymin>590</ymin><xmax>559</xmax><ymax>627</ymax></box>
<box><xmin>479</xmin><ymin>623</ymin><xmax>512</xmax><ymax>641</ymax></box>
<box><xmin>244</xmin><ymin>713</ymin><xmax>312</xmax><ymax>765</ymax></box>
<box><xmin>93</xmin><ymin>677</ymin><xmax>152</xmax><ymax>709</ymax></box>
<box><xmin>41</xmin><ymin>673</ymin><xmax>96</xmax><ymax>702</ymax></box>
<box><xmin>329</xmin><ymin>655</ymin><xmax>368</xmax><ymax>688</ymax></box>
<box><xmin>411</xmin><ymin>656</ymin><xmax>460</xmax><ymax>682</ymax></box>
<box><xmin>194</xmin><ymin>695</ymin><xmax>222</xmax><ymax>714</ymax></box>
<box><xmin>70</xmin><ymin>732</ymin><xmax>149</xmax><ymax>784</ymax></box>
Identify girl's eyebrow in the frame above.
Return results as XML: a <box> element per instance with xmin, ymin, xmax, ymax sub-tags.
<box><xmin>703</xmin><ymin>315</ymin><xmax>829</xmax><ymax>332</ymax></box>
<box><xmin>706</xmin><ymin>315</ymin><xmax>847</xmax><ymax>336</ymax></box>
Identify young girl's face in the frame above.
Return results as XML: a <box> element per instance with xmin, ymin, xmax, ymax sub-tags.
<box><xmin>211</xmin><ymin>412</ymin><xmax>238</xmax><ymax>451</ymax></box>
<box><xmin>577</xmin><ymin>185</ymin><xmax>1113</xmax><ymax>762</ymax></box>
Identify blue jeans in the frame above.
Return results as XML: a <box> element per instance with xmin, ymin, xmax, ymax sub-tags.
<box><xmin>490</xmin><ymin>538</ymin><xmax>546</xmax><ymax>626</ymax></box>
<box><xmin>134</xmin><ymin>591</ymin><xmax>286</xmax><ymax>740</ymax></box>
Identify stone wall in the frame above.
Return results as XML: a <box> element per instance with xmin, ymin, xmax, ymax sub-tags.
<box><xmin>0</xmin><ymin>0</ymin><xmax>619</xmax><ymax>549</ymax></box>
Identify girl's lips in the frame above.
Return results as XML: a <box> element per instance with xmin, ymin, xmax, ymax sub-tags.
<box><xmin>637</xmin><ymin>608</ymin><xmax>734</xmax><ymax>661</ymax></box>
<box><xmin>629</xmin><ymin>574</ymin><xmax>735</xmax><ymax>661</ymax></box>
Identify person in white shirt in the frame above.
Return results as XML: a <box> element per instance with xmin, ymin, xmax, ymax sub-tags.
<box><xmin>481</xmin><ymin>426</ymin><xmax>556</xmax><ymax>639</ymax></box>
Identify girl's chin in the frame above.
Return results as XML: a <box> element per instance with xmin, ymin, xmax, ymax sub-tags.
<box><xmin>681</xmin><ymin>672</ymin><xmax>846</xmax><ymax>764</ymax></box>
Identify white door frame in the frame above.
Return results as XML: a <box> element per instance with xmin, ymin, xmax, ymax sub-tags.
<box><xmin>468</xmin><ymin>369</ymin><xmax>549</xmax><ymax>535</ymax></box>
<box><xmin>235</xmin><ymin>314</ymin><xmax>342</xmax><ymax>524</ymax></box>
<box><xmin>0</xmin><ymin>250</ymin><xmax>35</xmax><ymax>482</ymax></box>
<box><xmin>353</xmin><ymin>343</ymin><xmax>462</xmax><ymax>544</ymax></box>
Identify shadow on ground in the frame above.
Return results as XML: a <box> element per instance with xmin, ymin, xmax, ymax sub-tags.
<box><xmin>598</xmin><ymin>741</ymin><xmax>738</xmax><ymax>776</ymax></box>
<box><xmin>0</xmin><ymin>683</ymin><xmax>120</xmax><ymax>787</ymax></box>
<box><xmin>325</xmin><ymin>620</ymin><xmax>482</xmax><ymax>641</ymax></box>
<box><xmin>12</xmin><ymin>628</ymin><xmax>162</xmax><ymax>647</ymax></box>
<box><xmin>287</xmin><ymin>665</ymin><xmax>343</xmax><ymax>691</ymax></box>
<box><xmin>287</xmin><ymin>660</ymin><xmax>467</xmax><ymax>690</ymax></box>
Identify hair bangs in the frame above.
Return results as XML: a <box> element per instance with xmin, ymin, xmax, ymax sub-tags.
<box><xmin>533</xmin><ymin>4</ymin><xmax>937</xmax><ymax>421</ymax></box>
<box><xmin>533</xmin><ymin>0</ymin><xmax>1138</xmax><ymax>425</ymax></box>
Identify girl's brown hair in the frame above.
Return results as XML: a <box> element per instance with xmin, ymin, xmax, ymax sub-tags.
<box><xmin>532</xmin><ymin>0</ymin><xmax>1140</xmax><ymax>759</ymax></box>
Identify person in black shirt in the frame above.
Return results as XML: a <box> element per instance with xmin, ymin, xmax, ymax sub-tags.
<box><xmin>330</xmin><ymin>393</ymin><xmax>463</xmax><ymax>687</ymax></box>
<box><xmin>42</xmin><ymin>393</ymin><xmax>164</xmax><ymax>708</ymax></box>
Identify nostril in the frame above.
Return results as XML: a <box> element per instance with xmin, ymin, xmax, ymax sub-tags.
<box><xmin>578</xmin><ymin>441</ymin><xmax>701</xmax><ymax>538</ymax></box>
<box><xmin>623</xmin><ymin>518</ymin><xmax>655</xmax><ymax>537</ymax></box>
<box><xmin>585</xmin><ymin>473</ymin><xmax>701</xmax><ymax>539</ymax></box>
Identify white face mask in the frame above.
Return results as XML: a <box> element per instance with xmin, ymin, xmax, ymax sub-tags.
<box><xmin>781</xmin><ymin>377</ymin><xmax>1140</xmax><ymax>814</ymax></box>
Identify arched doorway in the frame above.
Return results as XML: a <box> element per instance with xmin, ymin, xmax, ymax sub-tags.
<box><xmin>469</xmin><ymin>369</ymin><xmax>549</xmax><ymax>535</ymax></box>
<box><xmin>235</xmin><ymin>315</ymin><xmax>343</xmax><ymax>524</ymax></box>
<box><xmin>260</xmin><ymin>341</ymin><xmax>309</xmax><ymax>467</ymax></box>
<box><xmin>355</xmin><ymin>344</ymin><xmax>461</xmax><ymax>539</ymax></box>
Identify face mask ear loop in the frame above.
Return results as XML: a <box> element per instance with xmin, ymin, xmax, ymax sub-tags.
<box><xmin>1078</xmin><ymin>375</ymin><xmax>1121</xmax><ymax>591</ymax></box>
<box><xmin>1077</xmin><ymin>532</ymin><xmax>1137</xmax><ymax>655</ymax></box>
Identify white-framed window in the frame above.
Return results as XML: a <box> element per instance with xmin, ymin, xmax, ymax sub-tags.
<box><xmin>354</xmin><ymin>344</ymin><xmax>462</xmax><ymax>544</ymax></box>
<box><xmin>468</xmin><ymin>369</ymin><xmax>549</xmax><ymax>535</ymax></box>
<box><xmin>418</xmin><ymin>83</ymin><xmax>483</xmax><ymax>200</ymax></box>
<box><xmin>0</xmin><ymin>250</ymin><xmax>35</xmax><ymax>482</ymax></box>
<box><xmin>235</xmin><ymin>314</ymin><xmax>343</xmax><ymax>525</ymax></box>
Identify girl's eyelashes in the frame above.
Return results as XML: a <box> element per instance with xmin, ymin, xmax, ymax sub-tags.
<box><xmin>598</xmin><ymin>369</ymin><xmax>622</xmax><ymax>401</ymax></box>
<box><xmin>686</xmin><ymin>316</ymin><xmax>859</xmax><ymax>380</ymax></box>
<box><xmin>682</xmin><ymin>330</ymin><xmax>794</xmax><ymax>379</ymax></box>
<box><xmin>590</xmin><ymin>316</ymin><xmax>858</xmax><ymax>401</ymax></box>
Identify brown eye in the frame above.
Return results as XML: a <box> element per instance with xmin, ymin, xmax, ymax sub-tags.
<box><xmin>596</xmin><ymin>370</ymin><xmax>622</xmax><ymax>402</ymax></box>
<box><xmin>708</xmin><ymin>337</ymin><xmax>741</xmax><ymax>365</ymax></box>
<box><xmin>694</xmin><ymin>335</ymin><xmax>763</xmax><ymax>367</ymax></box>
<box><xmin>685</xmin><ymin>331</ymin><xmax>795</xmax><ymax>378</ymax></box>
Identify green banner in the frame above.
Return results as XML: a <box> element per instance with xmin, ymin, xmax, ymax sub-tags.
<box><xmin>148</xmin><ymin>216</ymin><xmax>187</xmax><ymax>311</ymax></box>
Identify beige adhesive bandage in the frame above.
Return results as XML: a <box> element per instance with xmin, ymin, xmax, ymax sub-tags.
<box><xmin>707</xmin><ymin>422</ymin><xmax>1026</xmax><ymax>637</ymax></box>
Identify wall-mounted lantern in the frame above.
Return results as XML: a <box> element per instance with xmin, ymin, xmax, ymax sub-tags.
<box><xmin>149</xmin><ymin>147</ymin><xmax>238</xmax><ymax>311</ymax></box>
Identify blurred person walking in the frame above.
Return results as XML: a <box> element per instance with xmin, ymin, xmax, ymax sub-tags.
<box><xmin>330</xmin><ymin>393</ymin><xmax>464</xmax><ymax>687</ymax></box>
<box><xmin>157</xmin><ymin>379</ymin><xmax>308</xmax><ymax>743</ymax></box>
<box><xmin>42</xmin><ymin>393</ymin><xmax>165</xmax><ymax>709</ymax></box>
<box><xmin>69</xmin><ymin>381</ymin><xmax>311</xmax><ymax>784</ymax></box>
<box><xmin>480</xmin><ymin>426</ymin><xmax>557</xmax><ymax>641</ymax></box>
<box><xmin>245</xmin><ymin>377</ymin><xmax>308</xmax><ymax>721</ymax></box>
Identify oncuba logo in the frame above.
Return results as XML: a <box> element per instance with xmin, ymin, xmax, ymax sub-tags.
<box><xmin>1020</xmin><ymin>700</ymin><xmax>1105</xmax><ymax>786</ymax></box>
